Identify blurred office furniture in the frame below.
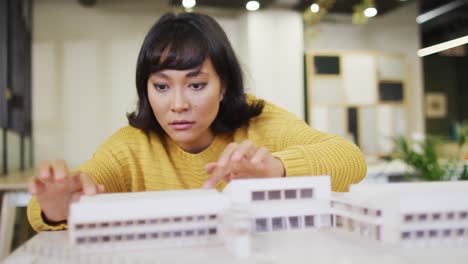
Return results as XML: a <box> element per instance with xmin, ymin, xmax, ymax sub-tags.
<box><xmin>0</xmin><ymin>169</ymin><xmax>32</xmax><ymax>260</ymax></box>
<box><xmin>305</xmin><ymin>51</ymin><xmax>408</xmax><ymax>158</ymax></box>
<box><xmin>0</xmin><ymin>0</ymin><xmax>34</xmax><ymax>175</ymax></box>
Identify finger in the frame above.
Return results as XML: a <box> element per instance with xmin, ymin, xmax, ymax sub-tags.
<box><xmin>68</xmin><ymin>171</ymin><xmax>84</xmax><ymax>192</ymax></box>
<box><xmin>70</xmin><ymin>191</ymin><xmax>83</xmax><ymax>204</ymax></box>
<box><xmin>79</xmin><ymin>172</ymin><xmax>98</xmax><ymax>195</ymax></box>
<box><xmin>205</xmin><ymin>162</ymin><xmax>217</xmax><ymax>174</ymax></box>
<box><xmin>52</xmin><ymin>159</ymin><xmax>69</xmax><ymax>182</ymax></box>
<box><xmin>250</xmin><ymin>147</ymin><xmax>270</xmax><ymax>166</ymax></box>
<box><xmin>28</xmin><ymin>177</ymin><xmax>46</xmax><ymax>195</ymax></box>
<box><xmin>218</xmin><ymin>143</ymin><xmax>238</xmax><ymax>168</ymax></box>
<box><xmin>231</xmin><ymin>140</ymin><xmax>256</xmax><ymax>162</ymax></box>
<box><xmin>97</xmin><ymin>184</ymin><xmax>105</xmax><ymax>194</ymax></box>
<box><xmin>203</xmin><ymin>165</ymin><xmax>231</xmax><ymax>189</ymax></box>
<box><xmin>38</xmin><ymin>161</ymin><xmax>53</xmax><ymax>183</ymax></box>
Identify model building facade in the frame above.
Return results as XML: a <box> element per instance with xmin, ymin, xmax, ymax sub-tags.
<box><xmin>69</xmin><ymin>175</ymin><xmax>468</xmax><ymax>253</ymax></box>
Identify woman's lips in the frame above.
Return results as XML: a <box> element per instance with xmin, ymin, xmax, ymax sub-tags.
<box><xmin>169</xmin><ymin>121</ymin><xmax>195</xmax><ymax>130</ymax></box>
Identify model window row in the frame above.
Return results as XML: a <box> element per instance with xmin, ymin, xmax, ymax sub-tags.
<box><xmin>74</xmin><ymin>214</ymin><xmax>218</xmax><ymax>230</ymax></box>
<box><xmin>254</xmin><ymin>214</ymin><xmax>332</xmax><ymax>232</ymax></box>
<box><xmin>76</xmin><ymin>227</ymin><xmax>218</xmax><ymax>244</ymax></box>
<box><xmin>401</xmin><ymin>228</ymin><xmax>467</xmax><ymax>240</ymax></box>
<box><xmin>331</xmin><ymin>201</ymin><xmax>382</xmax><ymax>217</ymax></box>
<box><xmin>334</xmin><ymin>215</ymin><xmax>381</xmax><ymax>241</ymax></box>
<box><xmin>251</xmin><ymin>188</ymin><xmax>314</xmax><ymax>202</ymax></box>
<box><xmin>403</xmin><ymin>211</ymin><xmax>468</xmax><ymax>222</ymax></box>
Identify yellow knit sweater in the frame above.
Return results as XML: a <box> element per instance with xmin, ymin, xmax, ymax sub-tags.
<box><xmin>27</xmin><ymin>99</ymin><xmax>367</xmax><ymax>232</ymax></box>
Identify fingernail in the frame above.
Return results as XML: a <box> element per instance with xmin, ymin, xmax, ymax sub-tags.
<box><xmin>202</xmin><ymin>182</ymin><xmax>211</xmax><ymax>189</ymax></box>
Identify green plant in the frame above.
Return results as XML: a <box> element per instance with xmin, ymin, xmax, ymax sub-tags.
<box><xmin>393</xmin><ymin>136</ymin><xmax>446</xmax><ymax>181</ymax></box>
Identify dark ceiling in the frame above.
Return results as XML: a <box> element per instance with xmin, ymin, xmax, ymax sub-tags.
<box><xmin>169</xmin><ymin>0</ymin><xmax>412</xmax><ymax>16</ymax></box>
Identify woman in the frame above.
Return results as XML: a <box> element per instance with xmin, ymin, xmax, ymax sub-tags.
<box><xmin>27</xmin><ymin>12</ymin><xmax>367</xmax><ymax>232</ymax></box>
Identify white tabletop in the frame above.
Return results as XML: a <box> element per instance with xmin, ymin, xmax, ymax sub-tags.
<box><xmin>4</xmin><ymin>229</ymin><xmax>468</xmax><ymax>264</ymax></box>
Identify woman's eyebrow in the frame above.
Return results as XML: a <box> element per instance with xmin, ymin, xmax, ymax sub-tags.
<box><xmin>154</xmin><ymin>72</ymin><xmax>170</xmax><ymax>79</ymax></box>
<box><xmin>186</xmin><ymin>69</ymin><xmax>208</xmax><ymax>78</ymax></box>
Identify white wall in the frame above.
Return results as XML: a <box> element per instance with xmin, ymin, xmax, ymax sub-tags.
<box><xmin>304</xmin><ymin>2</ymin><xmax>424</xmax><ymax>135</ymax></box>
<box><xmin>33</xmin><ymin>1</ymin><xmax>304</xmax><ymax>168</ymax></box>
<box><xmin>241</xmin><ymin>9</ymin><xmax>304</xmax><ymax>119</ymax></box>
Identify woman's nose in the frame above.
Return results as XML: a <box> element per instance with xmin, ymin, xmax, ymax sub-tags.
<box><xmin>170</xmin><ymin>89</ymin><xmax>190</xmax><ymax>113</ymax></box>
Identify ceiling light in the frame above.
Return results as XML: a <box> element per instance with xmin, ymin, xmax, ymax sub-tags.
<box><xmin>417</xmin><ymin>35</ymin><xmax>468</xmax><ymax>57</ymax></box>
<box><xmin>364</xmin><ymin>7</ymin><xmax>377</xmax><ymax>17</ymax></box>
<box><xmin>310</xmin><ymin>3</ymin><xmax>320</xmax><ymax>13</ymax></box>
<box><xmin>182</xmin><ymin>0</ymin><xmax>196</xmax><ymax>9</ymax></box>
<box><xmin>246</xmin><ymin>0</ymin><xmax>260</xmax><ymax>11</ymax></box>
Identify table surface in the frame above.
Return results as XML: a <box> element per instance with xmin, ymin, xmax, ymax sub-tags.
<box><xmin>0</xmin><ymin>169</ymin><xmax>34</xmax><ymax>191</ymax></box>
<box><xmin>3</xmin><ymin>229</ymin><xmax>468</xmax><ymax>264</ymax></box>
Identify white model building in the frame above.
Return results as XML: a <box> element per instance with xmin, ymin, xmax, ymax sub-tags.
<box><xmin>68</xmin><ymin>189</ymin><xmax>229</xmax><ymax>249</ymax></box>
<box><xmin>222</xmin><ymin>176</ymin><xmax>332</xmax><ymax>233</ymax></box>
<box><xmin>331</xmin><ymin>181</ymin><xmax>468</xmax><ymax>245</ymax></box>
<box><xmin>68</xmin><ymin>175</ymin><xmax>468</xmax><ymax>256</ymax></box>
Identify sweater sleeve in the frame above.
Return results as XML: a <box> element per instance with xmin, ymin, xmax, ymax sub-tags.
<box><xmin>27</xmin><ymin>127</ymin><xmax>134</xmax><ymax>232</ymax></box>
<box><xmin>267</xmin><ymin>107</ymin><xmax>367</xmax><ymax>192</ymax></box>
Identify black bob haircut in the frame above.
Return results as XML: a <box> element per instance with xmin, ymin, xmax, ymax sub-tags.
<box><xmin>128</xmin><ymin>12</ymin><xmax>264</xmax><ymax>136</ymax></box>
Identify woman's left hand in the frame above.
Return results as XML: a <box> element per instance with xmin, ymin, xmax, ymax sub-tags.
<box><xmin>203</xmin><ymin>140</ymin><xmax>285</xmax><ymax>189</ymax></box>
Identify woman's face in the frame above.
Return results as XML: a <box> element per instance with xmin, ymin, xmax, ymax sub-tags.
<box><xmin>147</xmin><ymin>58</ymin><xmax>224</xmax><ymax>153</ymax></box>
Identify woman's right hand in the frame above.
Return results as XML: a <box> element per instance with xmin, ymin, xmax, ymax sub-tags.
<box><xmin>28</xmin><ymin>160</ymin><xmax>105</xmax><ymax>223</ymax></box>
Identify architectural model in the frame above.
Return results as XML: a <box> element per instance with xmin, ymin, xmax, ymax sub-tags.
<box><xmin>68</xmin><ymin>175</ymin><xmax>468</xmax><ymax>257</ymax></box>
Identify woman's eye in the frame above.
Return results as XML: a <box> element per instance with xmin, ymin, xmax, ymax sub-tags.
<box><xmin>153</xmin><ymin>83</ymin><xmax>168</xmax><ymax>91</ymax></box>
<box><xmin>190</xmin><ymin>83</ymin><xmax>207</xmax><ymax>90</ymax></box>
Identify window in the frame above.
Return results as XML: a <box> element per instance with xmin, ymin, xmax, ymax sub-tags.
<box><xmin>403</xmin><ymin>214</ymin><xmax>413</xmax><ymax>222</ymax></box>
<box><xmin>88</xmin><ymin>223</ymin><xmax>97</xmax><ymax>229</ymax></box>
<box><xmin>432</xmin><ymin>213</ymin><xmax>441</xmax><ymax>220</ymax></box>
<box><xmin>272</xmin><ymin>217</ymin><xmax>284</xmax><ymax>231</ymax></box>
<box><xmin>456</xmin><ymin>229</ymin><xmax>465</xmax><ymax>236</ymax></box>
<box><xmin>208</xmin><ymin>228</ymin><xmax>217</xmax><ymax>235</ymax></box>
<box><xmin>447</xmin><ymin>212</ymin><xmax>455</xmax><ymax>220</ymax></box>
<box><xmin>162</xmin><ymin>232</ymin><xmax>171</xmax><ymax>238</ymax></box>
<box><xmin>429</xmin><ymin>230</ymin><xmax>438</xmax><ymax>238</ymax></box>
<box><xmin>89</xmin><ymin>236</ymin><xmax>98</xmax><ymax>243</ymax></box>
<box><xmin>197</xmin><ymin>215</ymin><xmax>205</xmax><ymax>221</ymax></box>
<box><xmin>138</xmin><ymin>233</ymin><xmax>147</xmax><ymax>240</ymax></box>
<box><xmin>442</xmin><ymin>229</ymin><xmax>451</xmax><ymax>237</ymax></box>
<box><xmin>137</xmin><ymin>220</ymin><xmax>145</xmax><ymax>225</ymax></box>
<box><xmin>185</xmin><ymin>230</ymin><xmax>194</xmax><ymax>237</ymax></box>
<box><xmin>284</xmin><ymin>189</ymin><xmax>297</xmax><ymax>199</ymax></box>
<box><xmin>336</xmin><ymin>216</ymin><xmax>343</xmax><ymax>228</ymax></box>
<box><xmin>255</xmin><ymin>218</ymin><xmax>268</xmax><ymax>232</ymax></box>
<box><xmin>173</xmin><ymin>231</ymin><xmax>182</xmax><ymax>237</ymax></box>
<box><xmin>125</xmin><ymin>234</ymin><xmax>135</xmax><ymax>240</ymax></box>
<box><xmin>252</xmin><ymin>191</ymin><xmax>265</xmax><ymax>201</ymax></box>
<box><xmin>113</xmin><ymin>221</ymin><xmax>122</xmax><ymax>227</ymax></box>
<box><xmin>300</xmin><ymin>189</ymin><xmax>313</xmax><ymax>199</ymax></box>
<box><xmin>76</xmin><ymin>224</ymin><xmax>84</xmax><ymax>230</ymax></box>
<box><xmin>197</xmin><ymin>229</ymin><xmax>206</xmax><ymax>236</ymax></box>
<box><xmin>77</xmin><ymin>237</ymin><xmax>86</xmax><ymax>244</ymax></box>
<box><xmin>288</xmin><ymin>216</ymin><xmax>300</xmax><ymax>229</ymax></box>
<box><xmin>124</xmin><ymin>221</ymin><xmax>133</xmax><ymax>226</ymax></box>
<box><xmin>161</xmin><ymin>218</ymin><xmax>170</xmax><ymax>223</ymax></box>
<box><xmin>418</xmin><ymin>214</ymin><xmax>427</xmax><ymax>221</ymax></box>
<box><xmin>415</xmin><ymin>231</ymin><xmax>424</xmax><ymax>239</ymax></box>
<box><xmin>174</xmin><ymin>217</ymin><xmax>182</xmax><ymax>222</ymax></box>
<box><xmin>401</xmin><ymin>232</ymin><xmax>410</xmax><ymax>240</ymax></box>
<box><xmin>149</xmin><ymin>219</ymin><xmax>158</xmax><ymax>224</ymax></box>
<box><xmin>304</xmin><ymin>215</ymin><xmax>314</xmax><ymax>227</ymax></box>
<box><xmin>363</xmin><ymin>208</ymin><xmax>369</xmax><ymax>215</ymax></box>
<box><xmin>186</xmin><ymin>216</ymin><xmax>193</xmax><ymax>222</ymax></box>
<box><xmin>376</xmin><ymin>210</ymin><xmax>382</xmax><ymax>217</ymax></box>
<box><xmin>209</xmin><ymin>214</ymin><xmax>217</xmax><ymax>220</ymax></box>
<box><xmin>459</xmin><ymin>212</ymin><xmax>468</xmax><ymax>219</ymax></box>
<box><xmin>115</xmin><ymin>235</ymin><xmax>123</xmax><ymax>241</ymax></box>
<box><xmin>268</xmin><ymin>190</ymin><xmax>281</xmax><ymax>200</ymax></box>
<box><xmin>150</xmin><ymin>233</ymin><xmax>159</xmax><ymax>239</ymax></box>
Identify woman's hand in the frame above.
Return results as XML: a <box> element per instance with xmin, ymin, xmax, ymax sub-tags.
<box><xmin>203</xmin><ymin>140</ymin><xmax>285</xmax><ymax>188</ymax></box>
<box><xmin>28</xmin><ymin>160</ymin><xmax>105</xmax><ymax>223</ymax></box>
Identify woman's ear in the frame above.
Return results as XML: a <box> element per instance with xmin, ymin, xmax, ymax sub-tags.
<box><xmin>220</xmin><ymin>87</ymin><xmax>226</xmax><ymax>102</ymax></box>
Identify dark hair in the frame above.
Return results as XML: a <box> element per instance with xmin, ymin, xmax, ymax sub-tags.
<box><xmin>128</xmin><ymin>12</ymin><xmax>264</xmax><ymax>136</ymax></box>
